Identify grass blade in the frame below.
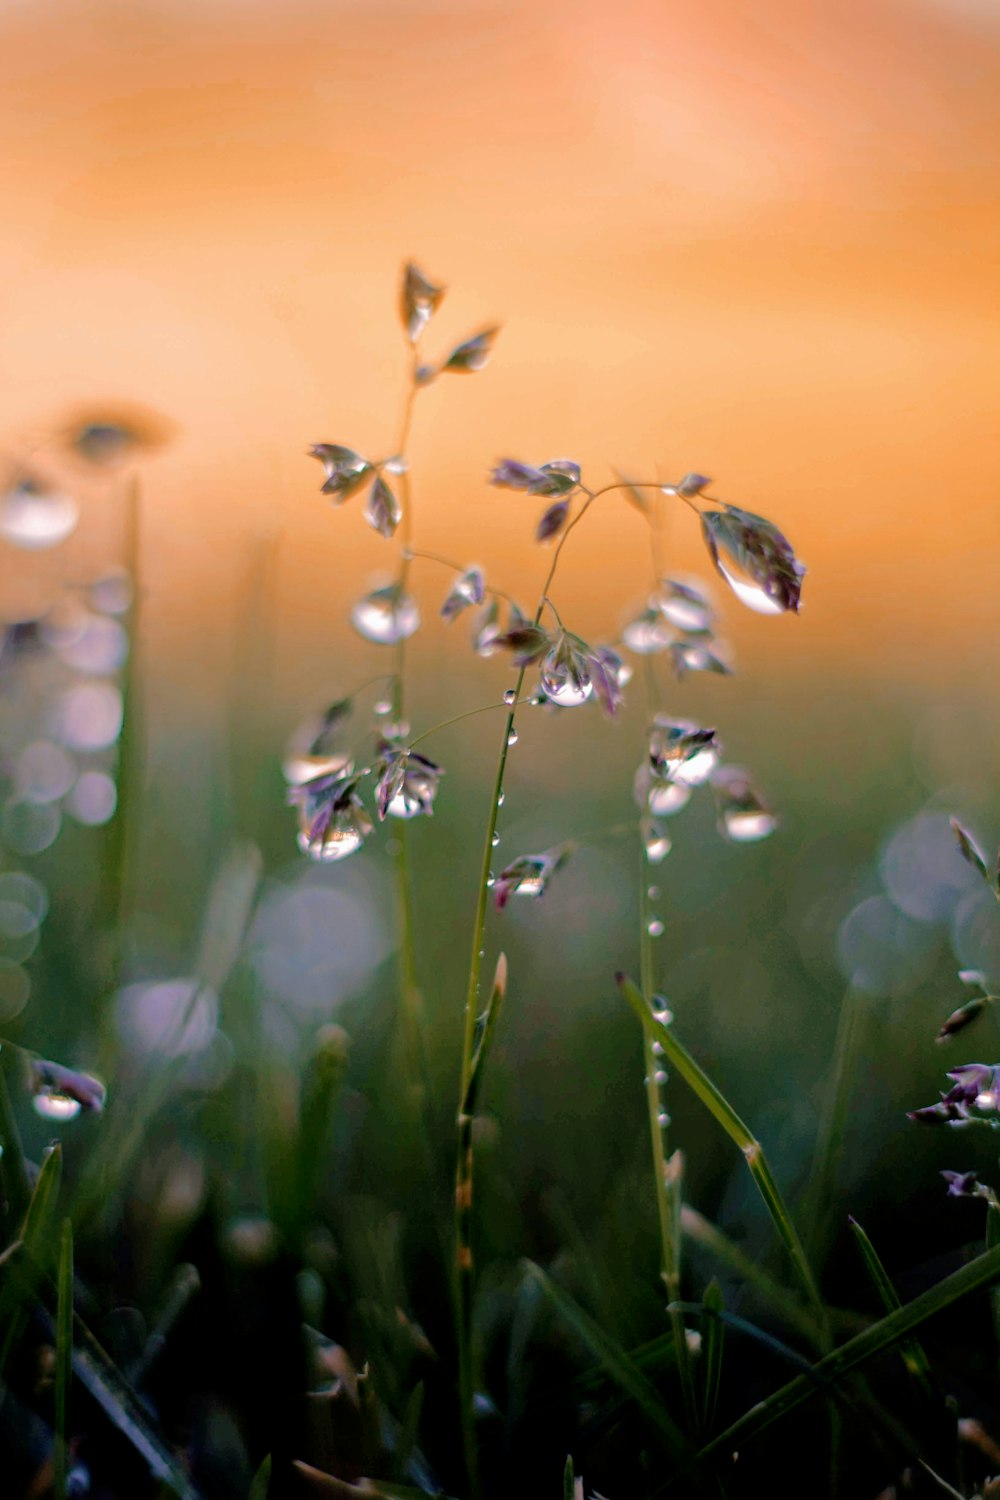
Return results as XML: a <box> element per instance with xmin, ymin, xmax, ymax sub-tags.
<box><xmin>848</xmin><ymin>1217</ymin><xmax>938</xmax><ymax>1402</ymax></box>
<box><xmin>523</xmin><ymin>1259</ymin><xmax>696</xmax><ymax>1472</ymax></box>
<box><xmin>616</xmin><ymin>974</ymin><xmax>826</xmax><ymax>1336</ymax></box>
<box><xmin>464</xmin><ymin>952</ymin><xmax>508</xmax><ymax>1115</ymax></box>
<box><xmin>248</xmin><ymin>1455</ymin><xmax>271</xmax><ymax>1500</ymax></box>
<box><xmin>681</xmin><ymin>1206</ymin><xmax>823</xmax><ymax>1349</ymax></box>
<box><xmin>803</xmin><ymin>988</ymin><xmax>863</xmax><ymax>1265</ymax></box>
<box><xmin>699</xmin><ymin>1281</ymin><xmax>725</xmax><ymax>1434</ymax></box>
<box><xmin>54</xmin><ymin>1217</ymin><xmax>73</xmax><ymax>1500</ymax></box>
<box><xmin>687</xmin><ymin>1240</ymin><xmax>1000</xmax><ymax>1480</ymax></box>
<box><xmin>0</xmin><ymin>1142</ymin><xmax>62</xmax><ymax>1377</ymax></box>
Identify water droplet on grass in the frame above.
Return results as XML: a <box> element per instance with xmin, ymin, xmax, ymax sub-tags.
<box><xmin>503</xmin><ymin>689</ymin><xmax>516</xmax><ymax>705</ymax></box>
<box><xmin>351</xmin><ymin>587</ymin><xmax>420</xmax><ymax>644</ymax></box>
<box><xmin>0</xmin><ymin>481</ymin><xmax>79</xmax><ymax>550</ymax></box>
<box><xmin>507</xmin><ymin>728</ymin><xmax>518</xmax><ymax>746</ymax></box>
<box><xmin>648</xmin><ymin>918</ymin><xmax>664</xmax><ymax>938</ymax></box>
<box><xmin>497</xmin><ymin>791</ymin><xmax>505</xmax><ymax>807</ymax></box>
<box><xmin>722</xmin><ymin>808</ymin><xmax>778</xmax><ymax>842</ymax></box>
<box><xmin>33</xmin><ymin>1092</ymin><xmax>83</xmax><ymax>1121</ymax></box>
<box><xmin>491</xmin><ymin>833</ymin><xmax>500</xmax><ymax>846</ymax></box>
<box><xmin>297</xmin><ymin>825</ymin><xmax>366</xmax><ymax>862</ymax></box>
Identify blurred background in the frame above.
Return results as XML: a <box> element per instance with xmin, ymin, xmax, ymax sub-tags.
<box><xmin>2</xmin><ymin>1</ymin><xmax>1000</xmax><ymax>1495</ymax></box>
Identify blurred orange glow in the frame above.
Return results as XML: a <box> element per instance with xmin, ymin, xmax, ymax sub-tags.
<box><xmin>1</xmin><ymin>0</ymin><xmax>998</xmax><ymax>705</ymax></box>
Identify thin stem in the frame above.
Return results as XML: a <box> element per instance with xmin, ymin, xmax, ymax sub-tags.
<box><xmin>54</xmin><ymin>1217</ymin><xmax>73</xmax><ymax>1500</ymax></box>
<box><xmin>589</xmin><ymin>478</ymin><xmax>703</xmax><ymax>522</ymax></box>
<box><xmin>542</xmin><ymin>594</ymin><xmax>564</xmax><ymax>630</ymax></box>
<box><xmin>404</xmin><ymin>548</ymin><xmax>519</xmax><ymax>609</ymax></box>
<box><xmin>639</xmin><ymin>847</ymin><xmax>697</xmax><ymax>1430</ymax></box>
<box><xmin>408</xmin><ymin>697</ymin><xmax>532</xmax><ymax>752</ymax></box>
<box><xmin>453</xmin><ymin>477</ymin><xmax>608</xmax><ymax>1491</ymax></box>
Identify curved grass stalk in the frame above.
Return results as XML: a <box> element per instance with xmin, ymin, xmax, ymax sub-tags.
<box><xmin>676</xmin><ymin>1240</ymin><xmax>1000</xmax><ymax>1486</ymax></box>
<box><xmin>617</xmin><ymin>974</ymin><xmax>828</xmax><ymax>1342</ymax></box>
<box><xmin>637</xmin><ymin>851</ymin><xmax>697</xmax><ymax>1430</ymax></box>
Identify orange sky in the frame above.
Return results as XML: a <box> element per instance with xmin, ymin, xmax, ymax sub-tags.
<box><xmin>1</xmin><ymin>0</ymin><xmax>998</xmax><ymax>707</ymax></box>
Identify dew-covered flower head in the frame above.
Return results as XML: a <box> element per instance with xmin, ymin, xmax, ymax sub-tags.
<box><xmin>374</xmin><ymin>738</ymin><xmax>444</xmax><ymax>821</ymax></box>
<box><xmin>289</xmin><ymin>764</ymin><xmax>373</xmax><ymax>863</ymax></box>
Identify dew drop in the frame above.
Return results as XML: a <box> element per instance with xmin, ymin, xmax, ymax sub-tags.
<box><xmin>657</xmin><ymin>1111</ymin><xmax>670</xmax><ymax>1128</ymax></box>
<box><xmin>33</xmin><ymin>1091</ymin><xmax>83</xmax><ymax>1122</ymax></box>
<box><xmin>373</xmin><ymin>697</ymin><xmax>393</xmax><ymax>717</ymax></box>
<box><xmin>651</xmin><ymin>1040</ymin><xmax>665</xmax><ymax>1056</ymax></box>
<box><xmin>297</xmin><ymin>826</ymin><xmax>365</xmax><ymax>862</ymax></box>
<box><xmin>715</xmin><ymin>560</ymin><xmax>784</xmax><ymax>616</ymax></box>
<box><xmin>486</xmin><ymin>873</ymin><xmax>496</xmax><ymax>887</ymax></box>
<box><xmin>503</xmin><ymin>689</ymin><xmax>516</xmax><ymax>706</ymax></box>
<box><xmin>654</xmin><ymin>1069</ymin><xmax>667</xmax><ymax>1085</ymax></box>
<box><xmin>660</xmin><ymin>595</ymin><xmax>712</xmax><ymax>634</ymax></box>
<box><xmin>350</xmin><ymin>588</ymin><xmax>420</xmax><ymax>645</ymax></box>
<box><xmin>507</xmin><ymin>729</ymin><xmax>518</xmax><ymax>746</ymax></box>
<box><xmin>491</xmin><ymin>833</ymin><xmax>500</xmax><ymax>847</ymax></box>
<box><xmin>622</xmin><ymin>614</ymin><xmax>671</xmax><ymax>654</ymax></box>
<box><xmin>539</xmin><ymin>674</ymin><xmax>592</xmax><ymax>708</ymax></box>
<box><xmin>497</xmin><ymin>791</ymin><xmax>505</xmax><ymax>807</ymax></box>
<box><xmin>644</xmin><ymin>833</ymin><xmax>671</xmax><ymax>865</ymax></box>
<box><xmin>0</xmin><ymin>481</ymin><xmax>79</xmax><ymax>550</ymax></box>
<box><xmin>647</xmin><ymin>782</ymin><xmax>691</xmax><ymax>818</ymax></box>
<box><xmin>647</xmin><ymin>918</ymin><xmax>665</xmax><ymax>938</ymax></box>
<box><xmin>722</xmin><ymin>809</ymin><xmax>778</xmax><ymax>843</ymax></box>
<box><xmin>385</xmin><ymin>788</ymin><xmax>423</xmax><ymax>820</ymax></box>
<box><xmin>672</xmin><ymin>745</ymin><xmax>720</xmax><ymax>787</ymax></box>
<box><xmin>653</xmin><ymin>1006</ymin><xmax>674</xmax><ymax>1026</ymax></box>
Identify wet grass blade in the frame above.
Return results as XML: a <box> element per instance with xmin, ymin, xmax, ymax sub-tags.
<box><xmin>681</xmin><ymin>1205</ymin><xmax>823</xmax><ymax>1349</ymax></box>
<box><xmin>394</xmin><ymin>1381</ymin><xmax>424</xmax><ymax>1484</ymax></box>
<box><xmin>987</xmin><ymin>1203</ymin><xmax>1000</xmax><ymax>1371</ymax></box>
<box><xmin>54</xmin><ymin>1217</ymin><xmax>73</xmax><ymax>1500</ymax></box>
<box><xmin>848</xmin><ymin>1217</ymin><xmax>938</xmax><ymax>1402</ymax></box>
<box><xmin>248</xmin><ymin>1455</ymin><xmax>271</xmax><ymax>1500</ymax></box>
<box><xmin>463</xmin><ymin>952</ymin><xmax>508</xmax><ymax>1116</ymax></box>
<box><xmin>804</xmin><ymin>988</ymin><xmax>863</xmax><ymax>1265</ymax></box>
<box><xmin>522</xmin><ymin>1259</ymin><xmax>696</xmax><ymax>1473</ymax></box>
<box><xmin>686</xmin><ymin>1240</ymin><xmax>1000</xmax><ymax>1481</ymax></box>
<box><xmin>0</xmin><ymin>1056</ymin><xmax>31</xmax><ymax>1225</ymax></box>
<box><xmin>699</xmin><ymin>1282</ymin><xmax>725</xmax><ymax>1434</ymax></box>
<box><xmin>563</xmin><ymin>1455</ymin><xmax>576</xmax><ymax>1499</ymax></box>
<box><xmin>617</xmin><ymin>974</ymin><xmax>827</xmax><ymax>1336</ymax></box>
<box><xmin>0</xmin><ymin>1142</ymin><xmax>62</xmax><ymax>1376</ymax></box>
